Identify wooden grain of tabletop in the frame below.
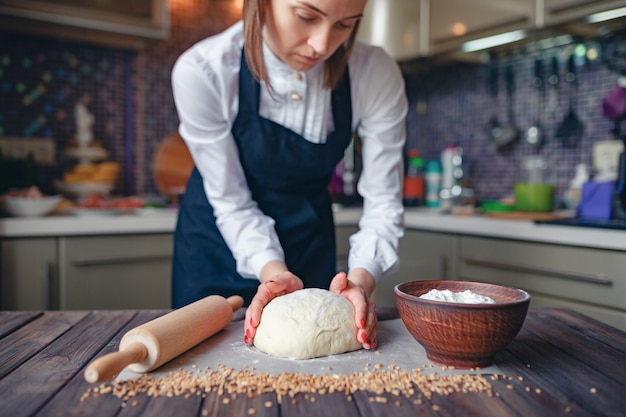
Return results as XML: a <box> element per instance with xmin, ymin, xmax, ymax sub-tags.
<box><xmin>0</xmin><ymin>307</ymin><xmax>624</xmax><ymax>417</ymax></box>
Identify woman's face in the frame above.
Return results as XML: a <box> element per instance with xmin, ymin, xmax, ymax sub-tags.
<box><xmin>264</xmin><ymin>0</ymin><xmax>366</xmax><ymax>72</ymax></box>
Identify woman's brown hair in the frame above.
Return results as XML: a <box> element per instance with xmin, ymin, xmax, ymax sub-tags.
<box><xmin>243</xmin><ymin>0</ymin><xmax>360</xmax><ymax>90</ymax></box>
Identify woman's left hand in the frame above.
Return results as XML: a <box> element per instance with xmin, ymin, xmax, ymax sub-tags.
<box><xmin>329</xmin><ymin>270</ymin><xmax>378</xmax><ymax>350</ymax></box>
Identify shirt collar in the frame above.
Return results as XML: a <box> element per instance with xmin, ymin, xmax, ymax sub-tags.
<box><xmin>262</xmin><ymin>41</ymin><xmax>324</xmax><ymax>82</ymax></box>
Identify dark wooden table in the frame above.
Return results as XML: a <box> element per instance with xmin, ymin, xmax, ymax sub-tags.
<box><xmin>0</xmin><ymin>307</ymin><xmax>624</xmax><ymax>417</ymax></box>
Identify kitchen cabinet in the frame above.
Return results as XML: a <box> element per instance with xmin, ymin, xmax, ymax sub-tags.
<box><xmin>335</xmin><ymin>225</ymin><xmax>357</xmax><ymax>274</ymax></box>
<box><xmin>3</xmin><ymin>210</ymin><xmax>624</xmax><ymax>329</ymax></box>
<box><xmin>336</xmin><ymin>227</ymin><xmax>460</xmax><ymax>308</ymax></box>
<box><xmin>432</xmin><ymin>0</ymin><xmax>624</xmax><ymax>55</ymax></box>
<box><xmin>1</xmin><ymin>233</ymin><xmax>173</xmax><ymax>310</ymax></box>
<box><xmin>432</xmin><ymin>0</ymin><xmax>626</xmax><ymax>55</ymax></box>
<box><xmin>0</xmin><ymin>0</ymin><xmax>169</xmax><ymax>49</ymax></box>
<box><xmin>544</xmin><ymin>0</ymin><xmax>626</xmax><ymax>26</ymax></box>
<box><xmin>431</xmin><ymin>0</ymin><xmax>534</xmax><ymax>55</ymax></box>
<box><xmin>376</xmin><ymin>230</ymin><xmax>460</xmax><ymax>308</ymax></box>
<box><xmin>459</xmin><ymin>235</ymin><xmax>626</xmax><ymax>330</ymax></box>
<box><xmin>360</xmin><ymin>0</ymin><xmax>624</xmax><ymax>60</ymax></box>
<box><xmin>1</xmin><ymin>237</ymin><xmax>57</xmax><ymax>310</ymax></box>
<box><xmin>59</xmin><ymin>234</ymin><xmax>172</xmax><ymax>310</ymax></box>
<box><xmin>359</xmin><ymin>0</ymin><xmax>533</xmax><ymax>59</ymax></box>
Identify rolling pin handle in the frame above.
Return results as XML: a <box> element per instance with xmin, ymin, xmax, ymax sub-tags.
<box><xmin>84</xmin><ymin>342</ymin><xmax>148</xmax><ymax>383</ymax></box>
<box><xmin>227</xmin><ymin>295</ymin><xmax>244</xmax><ymax>312</ymax></box>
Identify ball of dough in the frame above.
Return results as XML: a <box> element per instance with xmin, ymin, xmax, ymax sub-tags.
<box><xmin>253</xmin><ymin>288</ymin><xmax>362</xmax><ymax>359</ymax></box>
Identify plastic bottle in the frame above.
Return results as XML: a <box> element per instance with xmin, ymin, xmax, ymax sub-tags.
<box><xmin>425</xmin><ymin>159</ymin><xmax>442</xmax><ymax>208</ymax></box>
<box><xmin>564</xmin><ymin>163</ymin><xmax>589</xmax><ymax>209</ymax></box>
<box><xmin>440</xmin><ymin>145</ymin><xmax>456</xmax><ymax>193</ymax></box>
<box><xmin>403</xmin><ymin>149</ymin><xmax>425</xmax><ymax>207</ymax></box>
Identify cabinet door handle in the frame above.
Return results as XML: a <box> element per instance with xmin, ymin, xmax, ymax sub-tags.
<box><xmin>461</xmin><ymin>257</ymin><xmax>613</xmax><ymax>286</ymax></box>
<box><xmin>71</xmin><ymin>255</ymin><xmax>172</xmax><ymax>267</ymax></box>
<box><xmin>439</xmin><ymin>255</ymin><xmax>448</xmax><ymax>280</ymax></box>
<box><xmin>42</xmin><ymin>261</ymin><xmax>52</xmax><ymax>310</ymax></box>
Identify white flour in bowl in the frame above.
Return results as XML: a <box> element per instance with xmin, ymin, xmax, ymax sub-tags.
<box><xmin>419</xmin><ymin>289</ymin><xmax>496</xmax><ymax>304</ymax></box>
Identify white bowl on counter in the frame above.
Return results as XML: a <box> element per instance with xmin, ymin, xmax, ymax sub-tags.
<box><xmin>54</xmin><ymin>180</ymin><xmax>114</xmax><ymax>199</ymax></box>
<box><xmin>0</xmin><ymin>195</ymin><xmax>63</xmax><ymax>217</ymax></box>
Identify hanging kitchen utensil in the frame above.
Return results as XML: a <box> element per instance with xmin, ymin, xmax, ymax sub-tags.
<box><xmin>487</xmin><ymin>56</ymin><xmax>503</xmax><ymax>143</ymax></box>
<box><xmin>601</xmin><ymin>28</ymin><xmax>626</xmax><ymax>77</ymax></box>
<box><xmin>601</xmin><ymin>31</ymin><xmax>626</xmax><ymax>122</ymax></box>
<box><xmin>526</xmin><ymin>56</ymin><xmax>545</xmax><ymax>148</ymax></box>
<box><xmin>610</xmin><ymin>117</ymin><xmax>626</xmax><ymax>218</ymax></box>
<box><xmin>556</xmin><ymin>53</ymin><xmax>584</xmax><ymax>148</ymax></box>
<box><xmin>546</xmin><ymin>54</ymin><xmax>560</xmax><ymax>123</ymax></box>
<box><xmin>492</xmin><ymin>59</ymin><xmax>520</xmax><ymax>150</ymax></box>
<box><xmin>602</xmin><ymin>76</ymin><xmax>626</xmax><ymax>121</ymax></box>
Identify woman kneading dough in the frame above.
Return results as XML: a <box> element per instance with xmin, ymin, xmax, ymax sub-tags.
<box><xmin>171</xmin><ymin>0</ymin><xmax>407</xmax><ymax>351</ymax></box>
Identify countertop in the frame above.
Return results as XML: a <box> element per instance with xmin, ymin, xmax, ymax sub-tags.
<box><xmin>1</xmin><ymin>207</ymin><xmax>625</xmax><ymax>251</ymax></box>
<box><xmin>0</xmin><ymin>210</ymin><xmax>179</xmax><ymax>237</ymax></box>
<box><xmin>402</xmin><ymin>208</ymin><xmax>626</xmax><ymax>252</ymax></box>
<box><xmin>0</xmin><ymin>307</ymin><xmax>624</xmax><ymax>417</ymax></box>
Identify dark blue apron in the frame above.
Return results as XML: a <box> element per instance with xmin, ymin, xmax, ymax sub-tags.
<box><xmin>172</xmin><ymin>51</ymin><xmax>352</xmax><ymax>308</ymax></box>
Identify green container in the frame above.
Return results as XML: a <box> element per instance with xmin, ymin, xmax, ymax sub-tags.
<box><xmin>514</xmin><ymin>183</ymin><xmax>555</xmax><ymax>212</ymax></box>
<box><xmin>481</xmin><ymin>200</ymin><xmax>516</xmax><ymax>213</ymax></box>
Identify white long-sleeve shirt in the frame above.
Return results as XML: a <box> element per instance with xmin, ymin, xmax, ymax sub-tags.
<box><xmin>171</xmin><ymin>21</ymin><xmax>407</xmax><ymax>282</ymax></box>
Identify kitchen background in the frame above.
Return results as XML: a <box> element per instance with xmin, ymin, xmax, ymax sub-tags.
<box><xmin>0</xmin><ymin>0</ymin><xmax>624</xmax><ymax>203</ymax></box>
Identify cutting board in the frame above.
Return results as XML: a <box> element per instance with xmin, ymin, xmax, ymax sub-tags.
<box><xmin>117</xmin><ymin>319</ymin><xmax>501</xmax><ymax>381</ymax></box>
<box><xmin>152</xmin><ymin>131</ymin><xmax>195</xmax><ymax>200</ymax></box>
<box><xmin>485</xmin><ymin>211</ymin><xmax>572</xmax><ymax>221</ymax></box>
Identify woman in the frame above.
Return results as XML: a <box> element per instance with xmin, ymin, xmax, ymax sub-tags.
<box><xmin>171</xmin><ymin>0</ymin><xmax>407</xmax><ymax>350</ymax></box>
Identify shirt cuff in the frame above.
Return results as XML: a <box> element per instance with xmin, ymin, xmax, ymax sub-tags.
<box><xmin>241</xmin><ymin>249</ymin><xmax>285</xmax><ymax>280</ymax></box>
<box><xmin>348</xmin><ymin>241</ymin><xmax>400</xmax><ymax>282</ymax></box>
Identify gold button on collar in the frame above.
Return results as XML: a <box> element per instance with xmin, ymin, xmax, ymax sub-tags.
<box><xmin>294</xmin><ymin>71</ymin><xmax>302</xmax><ymax>81</ymax></box>
<box><xmin>291</xmin><ymin>92</ymin><xmax>302</xmax><ymax>101</ymax></box>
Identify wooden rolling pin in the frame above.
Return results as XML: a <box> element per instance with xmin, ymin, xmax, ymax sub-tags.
<box><xmin>84</xmin><ymin>295</ymin><xmax>244</xmax><ymax>383</ymax></box>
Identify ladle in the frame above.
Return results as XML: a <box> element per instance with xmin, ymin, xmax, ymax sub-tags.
<box><xmin>546</xmin><ymin>55</ymin><xmax>560</xmax><ymax>122</ymax></box>
<box><xmin>526</xmin><ymin>57</ymin><xmax>544</xmax><ymax>147</ymax></box>
<box><xmin>556</xmin><ymin>54</ymin><xmax>584</xmax><ymax>147</ymax></box>
<box><xmin>492</xmin><ymin>60</ymin><xmax>520</xmax><ymax>150</ymax></box>
<box><xmin>487</xmin><ymin>59</ymin><xmax>502</xmax><ymax>142</ymax></box>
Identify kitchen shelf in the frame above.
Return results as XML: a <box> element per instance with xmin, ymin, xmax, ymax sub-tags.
<box><xmin>0</xmin><ymin>0</ymin><xmax>169</xmax><ymax>49</ymax></box>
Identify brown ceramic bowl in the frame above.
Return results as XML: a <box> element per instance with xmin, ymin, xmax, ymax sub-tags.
<box><xmin>394</xmin><ymin>280</ymin><xmax>530</xmax><ymax>369</ymax></box>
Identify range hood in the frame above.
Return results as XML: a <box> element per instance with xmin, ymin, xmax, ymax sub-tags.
<box><xmin>357</xmin><ymin>0</ymin><xmax>430</xmax><ymax>61</ymax></box>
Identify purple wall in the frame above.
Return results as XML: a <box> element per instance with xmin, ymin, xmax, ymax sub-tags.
<box><xmin>0</xmin><ymin>8</ymin><xmax>622</xmax><ymax>203</ymax></box>
<box><xmin>0</xmin><ymin>34</ymin><xmax>127</xmax><ymax>192</ymax></box>
<box><xmin>0</xmin><ymin>0</ymin><xmax>240</xmax><ymax>197</ymax></box>
<box><xmin>403</xmin><ymin>43</ymin><xmax>622</xmax><ymax>201</ymax></box>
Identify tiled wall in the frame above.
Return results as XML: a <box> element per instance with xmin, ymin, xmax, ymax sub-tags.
<box><xmin>0</xmin><ymin>34</ymin><xmax>127</xmax><ymax>192</ymax></box>
<box><xmin>0</xmin><ymin>2</ymin><xmax>623</xmax><ymax>203</ymax></box>
<box><xmin>0</xmin><ymin>0</ymin><xmax>240</xmax><ymax>196</ymax></box>
<box><xmin>403</xmin><ymin>41</ymin><xmax>622</xmax><ymax>201</ymax></box>
<box><xmin>131</xmin><ymin>0</ymin><xmax>242</xmax><ymax>195</ymax></box>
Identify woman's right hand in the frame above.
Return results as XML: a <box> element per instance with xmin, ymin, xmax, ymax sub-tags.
<box><xmin>244</xmin><ymin>271</ymin><xmax>303</xmax><ymax>345</ymax></box>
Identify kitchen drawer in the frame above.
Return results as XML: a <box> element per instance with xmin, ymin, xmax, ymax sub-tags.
<box><xmin>395</xmin><ymin>230</ymin><xmax>459</xmax><ymax>282</ymax></box>
<box><xmin>335</xmin><ymin>226</ymin><xmax>358</xmax><ymax>257</ymax></box>
<box><xmin>1</xmin><ymin>237</ymin><xmax>58</xmax><ymax>310</ymax></box>
<box><xmin>529</xmin><ymin>293</ymin><xmax>626</xmax><ymax>332</ymax></box>
<box><xmin>59</xmin><ymin>234</ymin><xmax>173</xmax><ymax>310</ymax></box>
<box><xmin>460</xmin><ymin>236</ymin><xmax>626</xmax><ymax>310</ymax></box>
<box><xmin>375</xmin><ymin>230</ymin><xmax>459</xmax><ymax>308</ymax></box>
<box><xmin>335</xmin><ymin>225</ymin><xmax>358</xmax><ymax>272</ymax></box>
